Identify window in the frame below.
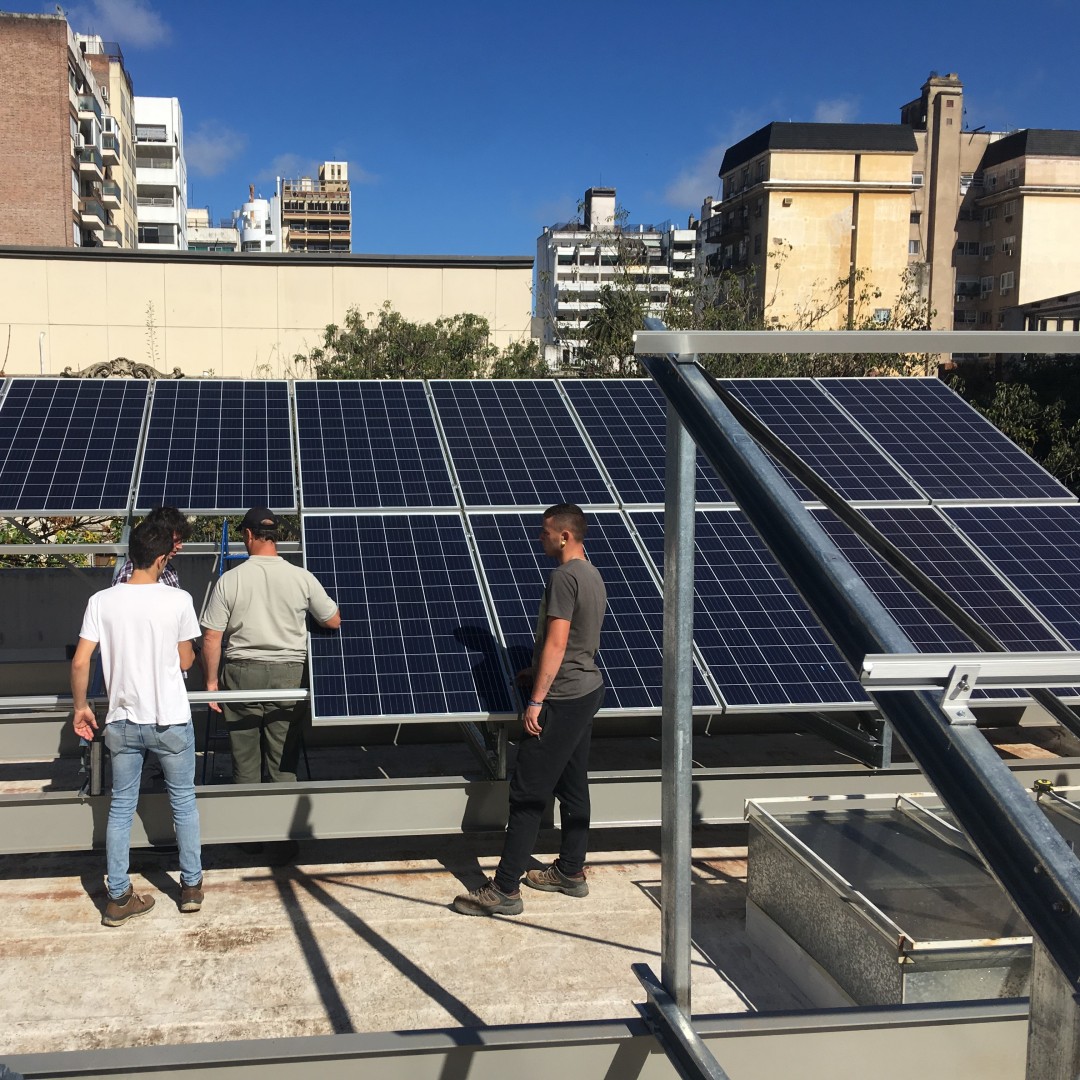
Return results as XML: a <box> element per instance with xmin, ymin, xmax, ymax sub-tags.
<box><xmin>946</xmin><ymin>117</ymin><xmax>954</xmax><ymax>126</ymax></box>
<box><xmin>984</xmin><ymin>206</ymin><xmax>996</xmax><ymax>223</ymax></box>
<box><xmin>981</xmin><ymin>243</ymin><xmax>995</xmax><ymax>257</ymax></box>
<box><xmin>980</xmin><ymin>275</ymin><xmax>994</xmax><ymax>297</ymax></box>
<box><xmin>757</xmin><ymin>160</ymin><xmax>766</xmax><ymax>180</ymax></box>
<box><xmin>1000</xmin><ymin>271</ymin><xmax>1015</xmax><ymax>294</ymax></box>
<box><xmin>1001</xmin><ymin>235</ymin><xmax>1016</xmax><ymax>254</ymax></box>
<box><xmin>754</xmin><ymin>233</ymin><xmax>762</xmax><ymax>255</ymax></box>
<box><xmin>1002</xmin><ymin>199</ymin><xmax>1018</xmax><ymax>219</ymax></box>
<box><xmin>872</xmin><ymin>308</ymin><xmax>891</xmax><ymax>324</ymax></box>
<box><xmin>956</xmin><ymin>241</ymin><xmax>980</xmax><ymax>257</ymax></box>
<box><xmin>912</xmin><ymin>173</ymin><xmax>924</xmax><ymax>186</ymax></box>
<box><xmin>911</xmin><ymin>211</ymin><xmax>921</xmax><ymax>224</ymax></box>
<box><xmin>946</xmin><ymin>98</ymin><xmax>955</xmax><ymax>108</ymax></box>
<box><xmin>960</xmin><ymin>173</ymin><xmax>974</xmax><ymax>195</ymax></box>
<box><xmin>908</xmin><ymin>239</ymin><xmax>920</xmax><ymax>254</ymax></box>
<box><xmin>955</xmin><ymin>310</ymin><xmax>977</xmax><ymax>326</ymax></box>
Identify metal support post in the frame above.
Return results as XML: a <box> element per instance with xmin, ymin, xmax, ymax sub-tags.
<box><xmin>661</xmin><ymin>399</ymin><xmax>696</xmax><ymax>1014</ymax></box>
<box><xmin>1026</xmin><ymin>939</ymin><xmax>1080</xmax><ymax>1079</ymax></box>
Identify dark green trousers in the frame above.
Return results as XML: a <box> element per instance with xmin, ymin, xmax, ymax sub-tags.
<box><xmin>221</xmin><ymin>660</ymin><xmax>306</xmax><ymax>784</ymax></box>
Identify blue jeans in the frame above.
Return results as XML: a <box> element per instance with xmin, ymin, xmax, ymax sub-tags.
<box><xmin>104</xmin><ymin>720</ymin><xmax>202</xmax><ymax>900</ymax></box>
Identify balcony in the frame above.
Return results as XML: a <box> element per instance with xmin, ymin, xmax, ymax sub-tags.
<box><xmin>101</xmin><ymin>180</ymin><xmax>121</xmax><ymax>210</ymax></box>
<box><xmin>77</xmin><ymin>146</ymin><xmax>103</xmax><ymax>179</ymax></box>
<box><xmin>77</xmin><ymin>94</ymin><xmax>103</xmax><ymax>124</ymax></box>
<box><xmin>79</xmin><ymin>197</ymin><xmax>106</xmax><ymax>231</ymax></box>
<box><xmin>101</xmin><ymin>132</ymin><xmax>120</xmax><ymax>166</ymax></box>
<box><xmin>102</xmin><ymin>225</ymin><xmax>122</xmax><ymax>248</ymax></box>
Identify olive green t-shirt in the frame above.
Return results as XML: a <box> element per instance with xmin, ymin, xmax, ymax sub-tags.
<box><xmin>531</xmin><ymin>558</ymin><xmax>606</xmax><ymax>700</ymax></box>
<box><xmin>201</xmin><ymin>555</ymin><xmax>338</xmax><ymax>663</ymax></box>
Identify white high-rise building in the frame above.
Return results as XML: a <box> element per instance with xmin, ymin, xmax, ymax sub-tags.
<box><xmin>133</xmin><ymin>96</ymin><xmax>187</xmax><ymax>249</ymax></box>
<box><xmin>535</xmin><ymin>187</ymin><xmax>696</xmax><ymax>368</ymax></box>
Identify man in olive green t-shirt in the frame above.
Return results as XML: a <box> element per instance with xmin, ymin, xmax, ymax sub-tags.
<box><xmin>201</xmin><ymin>507</ymin><xmax>341</xmax><ymax>784</ymax></box>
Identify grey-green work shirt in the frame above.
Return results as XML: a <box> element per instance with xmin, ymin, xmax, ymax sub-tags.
<box><xmin>531</xmin><ymin>558</ymin><xmax>606</xmax><ymax>700</ymax></box>
<box><xmin>201</xmin><ymin>555</ymin><xmax>338</xmax><ymax>663</ymax></box>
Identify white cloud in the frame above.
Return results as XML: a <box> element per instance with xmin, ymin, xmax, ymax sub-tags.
<box><xmin>64</xmin><ymin>0</ymin><xmax>169</xmax><ymax>48</ymax></box>
<box><xmin>186</xmin><ymin>122</ymin><xmax>247</xmax><ymax>178</ymax></box>
<box><xmin>813</xmin><ymin>98</ymin><xmax>858</xmax><ymax>124</ymax></box>
<box><xmin>662</xmin><ymin>105</ymin><xmax>779</xmax><ymax>211</ymax></box>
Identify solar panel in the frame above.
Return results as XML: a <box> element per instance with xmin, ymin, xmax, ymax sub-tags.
<box><xmin>561</xmin><ymin>379</ymin><xmax>731</xmax><ymax>504</ymax></box>
<box><xmin>468</xmin><ymin>511</ymin><xmax>718</xmax><ymax>712</ymax></box>
<box><xmin>302</xmin><ymin>513</ymin><xmax>514</xmax><ymax>722</ymax></box>
<box><xmin>135</xmin><ymin>380</ymin><xmax>296</xmax><ymax>513</ymax></box>
<box><xmin>430</xmin><ymin>381</ymin><xmax>613</xmax><ymax>508</ymax></box>
<box><xmin>633</xmin><ymin>509</ymin><xmax>869</xmax><ymax>710</ymax></box>
<box><xmin>819</xmin><ymin>377</ymin><xmax>1073</xmax><ymax>502</ymax></box>
<box><xmin>0</xmin><ymin>378</ymin><xmax>148</xmax><ymax>514</ymax></box>
<box><xmin>852</xmin><ymin>507</ymin><xmax>1066</xmax><ymax>652</ymax></box>
<box><xmin>719</xmin><ymin>379</ymin><xmax>924</xmax><ymax>503</ymax></box>
<box><xmin>945</xmin><ymin>504</ymin><xmax>1080</xmax><ymax>648</ymax></box>
<box><xmin>295</xmin><ymin>380</ymin><xmax>456</xmax><ymax>510</ymax></box>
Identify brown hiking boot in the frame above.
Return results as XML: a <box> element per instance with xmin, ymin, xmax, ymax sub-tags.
<box><xmin>102</xmin><ymin>886</ymin><xmax>155</xmax><ymax>927</ymax></box>
<box><xmin>179</xmin><ymin>879</ymin><xmax>204</xmax><ymax>913</ymax></box>
<box><xmin>524</xmin><ymin>864</ymin><xmax>589</xmax><ymax>897</ymax></box>
<box><xmin>452</xmin><ymin>878</ymin><xmax>524</xmax><ymax>917</ymax></box>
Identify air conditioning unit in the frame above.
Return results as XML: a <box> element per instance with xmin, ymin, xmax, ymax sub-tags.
<box><xmin>74</xmin><ymin>133</ymin><xmax>85</xmax><ymax>149</ymax></box>
<box><xmin>1005</xmin><ymin>249</ymin><xmax>1014</xmax><ymax>257</ymax></box>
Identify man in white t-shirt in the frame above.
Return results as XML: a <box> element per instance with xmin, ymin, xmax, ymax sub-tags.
<box><xmin>71</xmin><ymin>521</ymin><xmax>204</xmax><ymax>927</ymax></box>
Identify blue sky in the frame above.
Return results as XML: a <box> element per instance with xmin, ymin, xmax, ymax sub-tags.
<box><xmin>16</xmin><ymin>0</ymin><xmax>1080</xmax><ymax>254</ymax></box>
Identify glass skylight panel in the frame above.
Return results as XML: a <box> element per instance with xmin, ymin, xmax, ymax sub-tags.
<box><xmin>136</xmin><ymin>380</ymin><xmax>296</xmax><ymax>512</ymax></box>
<box><xmin>295</xmin><ymin>380</ymin><xmax>455</xmax><ymax>510</ymax></box>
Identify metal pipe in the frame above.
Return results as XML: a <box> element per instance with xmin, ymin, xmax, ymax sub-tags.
<box><xmin>639</xmin><ymin>338</ymin><xmax>1080</xmax><ymax>989</ymax></box>
<box><xmin>661</xmin><ymin>400</ymin><xmax>696</xmax><ymax>1013</ymax></box>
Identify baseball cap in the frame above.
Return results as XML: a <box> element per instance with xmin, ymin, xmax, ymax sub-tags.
<box><xmin>241</xmin><ymin>506</ymin><xmax>279</xmax><ymax>533</ymax></box>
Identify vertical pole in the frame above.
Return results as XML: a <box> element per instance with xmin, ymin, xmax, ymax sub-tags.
<box><xmin>661</xmin><ymin>400</ymin><xmax>696</xmax><ymax>1013</ymax></box>
<box><xmin>1026</xmin><ymin>940</ymin><xmax>1080</xmax><ymax>1079</ymax></box>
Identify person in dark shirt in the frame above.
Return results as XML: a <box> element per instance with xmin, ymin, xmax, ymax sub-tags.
<box><xmin>454</xmin><ymin>503</ymin><xmax>607</xmax><ymax>916</ymax></box>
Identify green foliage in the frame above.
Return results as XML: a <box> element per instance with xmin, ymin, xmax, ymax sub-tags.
<box><xmin>297</xmin><ymin>302</ymin><xmax>542</xmax><ymax>380</ymax></box>
<box><xmin>0</xmin><ymin>516</ymin><xmax>120</xmax><ymax>568</ymax></box>
<box><xmin>579</xmin><ymin>286</ymin><xmax>648</xmax><ymax>376</ymax></box>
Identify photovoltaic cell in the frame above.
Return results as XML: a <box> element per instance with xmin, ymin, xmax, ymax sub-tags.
<box><xmin>469</xmin><ymin>511</ymin><xmax>717</xmax><ymax>712</ymax></box>
<box><xmin>0</xmin><ymin>378</ymin><xmax>148</xmax><ymax>513</ymax></box>
<box><xmin>561</xmin><ymin>379</ymin><xmax>731</xmax><ymax>504</ymax></box>
<box><xmin>295</xmin><ymin>381</ymin><xmax>455</xmax><ymax>510</ymax></box>
<box><xmin>303</xmin><ymin>514</ymin><xmax>513</xmax><ymax>722</ymax></box>
<box><xmin>136</xmin><ymin>380</ymin><xmax>296</xmax><ymax>512</ymax></box>
<box><xmin>945</xmin><ymin>504</ymin><xmax>1080</xmax><ymax>648</ymax></box>
<box><xmin>633</xmin><ymin>509</ymin><xmax>869</xmax><ymax>709</ymax></box>
<box><xmin>431</xmin><ymin>381</ymin><xmax>613</xmax><ymax>508</ymax></box>
<box><xmin>719</xmin><ymin>379</ymin><xmax>923</xmax><ymax>503</ymax></box>
<box><xmin>820</xmin><ymin>377</ymin><xmax>1072</xmax><ymax>502</ymax></box>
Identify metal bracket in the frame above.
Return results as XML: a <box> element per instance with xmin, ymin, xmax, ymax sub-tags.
<box><xmin>942</xmin><ymin>663</ymin><xmax>979</xmax><ymax>725</ymax></box>
<box><xmin>632</xmin><ymin>963</ymin><xmax>732</xmax><ymax>1080</ymax></box>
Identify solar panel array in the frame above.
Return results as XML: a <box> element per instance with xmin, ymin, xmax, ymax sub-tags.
<box><xmin>136</xmin><ymin>380</ymin><xmax>296</xmax><ymax>513</ymax></box>
<box><xmin>7</xmin><ymin>374</ymin><xmax>1080</xmax><ymax>723</ymax></box>
<box><xmin>0</xmin><ymin>378</ymin><xmax>148</xmax><ymax>513</ymax></box>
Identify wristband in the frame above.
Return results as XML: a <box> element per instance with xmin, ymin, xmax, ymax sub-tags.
<box><xmin>527</xmin><ymin>699</ymin><xmax>544</xmax><ymax>708</ymax></box>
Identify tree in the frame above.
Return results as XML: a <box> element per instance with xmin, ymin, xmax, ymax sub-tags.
<box><xmin>296</xmin><ymin>302</ymin><xmax>543</xmax><ymax>380</ymax></box>
<box><xmin>579</xmin><ymin>286</ymin><xmax>647</xmax><ymax>376</ymax></box>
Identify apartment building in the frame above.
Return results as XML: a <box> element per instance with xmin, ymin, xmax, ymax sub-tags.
<box><xmin>535</xmin><ymin>187</ymin><xmax>697</xmax><ymax>367</ymax></box>
<box><xmin>134</xmin><ymin>97</ymin><xmax>188</xmax><ymax>250</ymax></box>
<box><xmin>185</xmin><ymin>208</ymin><xmax>239</xmax><ymax>253</ymax></box>
<box><xmin>703</xmin><ymin>74</ymin><xmax>1080</xmax><ymax>340</ymax></box>
<box><xmin>0</xmin><ymin>12</ymin><xmax>134</xmax><ymax>248</ymax></box>
<box><xmin>279</xmin><ymin>162</ymin><xmax>351</xmax><ymax>253</ymax></box>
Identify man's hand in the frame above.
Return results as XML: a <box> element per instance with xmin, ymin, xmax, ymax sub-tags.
<box><xmin>523</xmin><ymin>701</ymin><xmax>543</xmax><ymax>736</ymax></box>
<box><xmin>72</xmin><ymin>706</ymin><xmax>98</xmax><ymax>741</ymax></box>
<box><xmin>205</xmin><ymin>678</ymin><xmax>222</xmax><ymax>714</ymax></box>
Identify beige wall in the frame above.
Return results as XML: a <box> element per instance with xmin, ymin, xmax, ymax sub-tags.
<box><xmin>0</xmin><ymin>251</ymin><xmax>534</xmax><ymax>377</ymax></box>
<box><xmin>1017</xmin><ymin>196</ymin><xmax>1080</xmax><ymax>305</ymax></box>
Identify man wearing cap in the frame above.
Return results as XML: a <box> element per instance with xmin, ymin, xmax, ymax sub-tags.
<box><xmin>200</xmin><ymin>507</ymin><xmax>341</xmax><ymax>784</ymax></box>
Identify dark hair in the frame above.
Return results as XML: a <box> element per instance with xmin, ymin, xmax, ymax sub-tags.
<box><xmin>247</xmin><ymin>523</ymin><xmax>279</xmax><ymax>543</ymax></box>
<box><xmin>543</xmin><ymin>502</ymin><xmax>587</xmax><ymax>542</ymax></box>
<box><xmin>145</xmin><ymin>505</ymin><xmax>190</xmax><ymax>542</ymax></box>
<box><xmin>129</xmin><ymin>521</ymin><xmax>175</xmax><ymax>570</ymax></box>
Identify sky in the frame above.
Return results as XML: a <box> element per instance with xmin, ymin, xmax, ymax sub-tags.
<box><xmin>12</xmin><ymin>0</ymin><xmax>1080</xmax><ymax>255</ymax></box>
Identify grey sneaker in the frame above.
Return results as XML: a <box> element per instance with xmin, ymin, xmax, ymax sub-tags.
<box><xmin>179</xmin><ymin>879</ymin><xmax>204</xmax><ymax>913</ymax></box>
<box><xmin>452</xmin><ymin>878</ymin><xmax>524</xmax><ymax>917</ymax></box>
<box><xmin>102</xmin><ymin>886</ymin><xmax>155</xmax><ymax>926</ymax></box>
<box><xmin>524</xmin><ymin>864</ymin><xmax>589</xmax><ymax>897</ymax></box>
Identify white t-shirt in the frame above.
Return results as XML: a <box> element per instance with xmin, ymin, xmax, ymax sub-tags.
<box><xmin>79</xmin><ymin>583</ymin><xmax>201</xmax><ymax>726</ymax></box>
